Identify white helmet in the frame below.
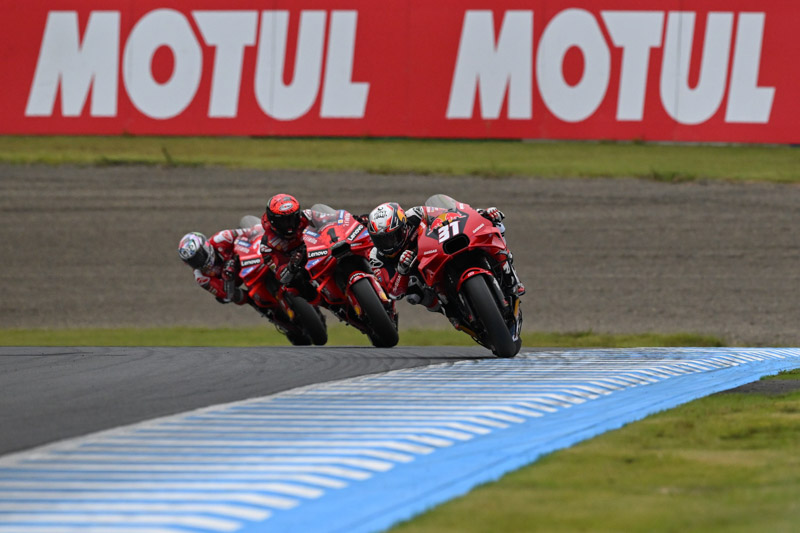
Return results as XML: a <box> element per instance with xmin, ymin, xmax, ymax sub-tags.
<box><xmin>178</xmin><ymin>232</ymin><xmax>215</xmax><ymax>269</ymax></box>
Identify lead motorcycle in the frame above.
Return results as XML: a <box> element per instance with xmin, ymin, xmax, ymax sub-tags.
<box><xmin>303</xmin><ymin>205</ymin><xmax>399</xmax><ymax>347</ymax></box>
<box><xmin>415</xmin><ymin>195</ymin><xmax>523</xmax><ymax>357</ymax></box>
<box><xmin>233</xmin><ymin>217</ymin><xmax>328</xmax><ymax>346</ymax></box>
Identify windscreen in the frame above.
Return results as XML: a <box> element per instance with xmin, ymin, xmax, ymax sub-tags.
<box><xmin>425</xmin><ymin>194</ymin><xmax>458</xmax><ymax>210</ymax></box>
<box><xmin>307</xmin><ymin>205</ymin><xmax>340</xmax><ymax>231</ymax></box>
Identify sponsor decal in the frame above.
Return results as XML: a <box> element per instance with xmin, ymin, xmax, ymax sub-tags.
<box><xmin>472</xmin><ymin>223</ymin><xmax>486</xmax><ymax>234</ymax></box>
<box><xmin>306</xmin><ymin>258</ymin><xmax>322</xmax><ymax>268</ymax></box>
<box><xmin>214</xmin><ymin>231</ymin><xmax>233</xmax><ymax>243</ymax></box>
<box><xmin>241</xmin><ymin>257</ymin><xmax>261</xmax><ymax>267</ymax></box>
<box><xmin>349</xmin><ymin>271</ymin><xmax>368</xmax><ymax>285</ymax></box>
<box><xmin>308</xmin><ymin>249</ymin><xmax>329</xmax><ymax>258</ymax></box>
<box><xmin>240</xmin><ymin>266</ymin><xmax>256</xmax><ymax>277</ymax></box>
<box><xmin>3</xmin><ymin>3</ymin><xmax>794</xmax><ymax>143</ymax></box>
<box><xmin>428</xmin><ymin>211</ymin><xmax>466</xmax><ymax>232</ymax></box>
<box><xmin>304</xmin><ymin>236</ymin><xmax>318</xmax><ymax>244</ymax></box>
<box><xmin>235</xmin><ymin>239</ymin><xmax>251</xmax><ymax>248</ymax></box>
<box><xmin>423</xmin><ymin>248</ymin><xmax>437</xmax><ymax>256</ymax></box>
<box><xmin>347</xmin><ymin>225</ymin><xmax>364</xmax><ymax>241</ymax></box>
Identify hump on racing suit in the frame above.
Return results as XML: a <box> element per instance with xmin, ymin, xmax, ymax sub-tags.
<box><xmin>191</xmin><ymin>228</ymin><xmax>253</xmax><ymax>304</ymax></box>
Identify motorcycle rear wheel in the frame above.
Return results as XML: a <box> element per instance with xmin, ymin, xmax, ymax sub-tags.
<box><xmin>287</xmin><ymin>295</ymin><xmax>328</xmax><ymax>346</ymax></box>
<box><xmin>352</xmin><ymin>278</ymin><xmax>399</xmax><ymax>348</ymax></box>
<box><xmin>463</xmin><ymin>275</ymin><xmax>518</xmax><ymax>358</ymax></box>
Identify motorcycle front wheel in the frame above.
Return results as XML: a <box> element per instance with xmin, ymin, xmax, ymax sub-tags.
<box><xmin>287</xmin><ymin>294</ymin><xmax>328</xmax><ymax>346</ymax></box>
<box><xmin>351</xmin><ymin>278</ymin><xmax>399</xmax><ymax>348</ymax></box>
<box><xmin>462</xmin><ymin>275</ymin><xmax>518</xmax><ymax>358</ymax></box>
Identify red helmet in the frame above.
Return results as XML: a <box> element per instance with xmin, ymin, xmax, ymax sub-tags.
<box><xmin>367</xmin><ymin>202</ymin><xmax>409</xmax><ymax>256</ymax></box>
<box><xmin>263</xmin><ymin>194</ymin><xmax>302</xmax><ymax>237</ymax></box>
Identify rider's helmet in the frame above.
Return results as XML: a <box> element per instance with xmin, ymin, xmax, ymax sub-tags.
<box><xmin>367</xmin><ymin>202</ymin><xmax>409</xmax><ymax>257</ymax></box>
<box><xmin>263</xmin><ymin>194</ymin><xmax>303</xmax><ymax>237</ymax></box>
<box><xmin>178</xmin><ymin>232</ymin><xmax>215</xmax><ymax>269</ymax></box>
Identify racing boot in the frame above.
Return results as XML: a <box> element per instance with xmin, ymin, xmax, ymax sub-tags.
<box><xmin>499</xmin><ymin>252</ymin><xmax>526</xmax><ymax>296</ymax></box>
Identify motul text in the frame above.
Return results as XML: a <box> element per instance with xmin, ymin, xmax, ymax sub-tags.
<box><xmin>1</xmin><ymin>1</ymin><xmax>797</xmax><ymax>142</ymax></box>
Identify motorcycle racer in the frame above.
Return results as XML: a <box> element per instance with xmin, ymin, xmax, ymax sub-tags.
<box><xmin>178</xmin><ymin>229</ymin><xmax>253</xmax><ymax>305</ymax></box>
<box><xmin>364</xmin><ymin>202</ymin><xmax>525</xmax><ymax>313</ymax></box>
<box><xmin>260</xmin><ymin>193</ymin><xmax>320</xmax><ymax>301</ymax></box>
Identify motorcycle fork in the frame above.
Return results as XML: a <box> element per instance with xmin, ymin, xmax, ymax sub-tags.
<box><xmin>276</xmin><ymin>287</ymin><xmax>298</xmax><ymax>321</ymax></box>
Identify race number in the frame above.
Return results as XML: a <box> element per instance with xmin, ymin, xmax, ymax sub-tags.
<box><xmin>438</xmin><ymin>221</ymin><xmax>460</xmax><ymax>243</ymax></box>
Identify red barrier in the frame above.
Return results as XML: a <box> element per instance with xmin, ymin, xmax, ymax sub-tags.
<box><xmin>1</xmin><ymin>1</ymin><xmax>797</xmax><ymax>142</ymax></box>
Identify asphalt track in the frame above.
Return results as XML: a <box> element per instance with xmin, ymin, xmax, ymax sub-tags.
<box><xmin>2</xmin><ymin>347</ymin><xmax>798</xmax><ymax>533</ymax></box>
<box><xmin>0</xmin><ymin>346</ymin><xmax>492</xmax><ymax>456</ymax></box>
<box><xmin>1</xmin><ymin>164</ymin><xmax>799</xmax><ymax>460</ymax></box>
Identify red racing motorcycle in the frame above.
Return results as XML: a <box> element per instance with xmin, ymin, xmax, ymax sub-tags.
<box><xmin>416</xmin><ymin>195</ymin><xmax>523</xmax><ymax>357</ymax></box>
<box><xmin>233</xmin><ymin>218</ymin><xmax>328</xmax><ymax>346</ymax></box>
<box><xmin>303</xmin><ymin>205</ymin><xmax>399</xmax><ymax>347</ymax></box>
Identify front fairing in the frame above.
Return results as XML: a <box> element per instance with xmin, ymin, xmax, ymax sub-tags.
<box><xmin>416</xmin><ymin>206</ymin><xmax>506</xmax><ymax>288</ymax></box>
<box><xmin>303</xmin><ymin>210</ymin><xmax>373</xmax><ymax>304</ymax></box>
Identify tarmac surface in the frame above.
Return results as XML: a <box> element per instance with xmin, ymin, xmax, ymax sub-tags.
<box><xmin>0</xmin><ymin>346</ymin><xmax>491</xmax><ymax>455</ymax></box>
<box><xmin>2</xmin><ymin>163</ymin><xmax>798</xmax><ymax>345</ymax></box>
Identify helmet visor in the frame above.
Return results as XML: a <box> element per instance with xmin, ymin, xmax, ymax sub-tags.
<box><xmin>271</xmin><ymin>212</ymin><xmax>301</xmax><ymax>236</ymax></box>
<box><xmin>371</xmin><ymin>227</ymin><xmax>406</xmax><ymax>254</ymax></box>
<box><xmin>185</xmin><ymin>246</ymin><xmax>209</xmax><ymax>269</ymax></box>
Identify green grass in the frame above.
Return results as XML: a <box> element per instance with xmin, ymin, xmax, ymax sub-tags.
<box><xmin>1</xmin><ymin>136</ymin><xmax>798</xmax><ymax>182</ymax></box>
<box><xmin>391</xmin><ymin>369</ymin><xmax>800</xmax><ymax>533</ymax></box>
<box><xmin>0</xmin><ymin>327</ymin><xmax>724</xmax><ymax>348</ymax></box>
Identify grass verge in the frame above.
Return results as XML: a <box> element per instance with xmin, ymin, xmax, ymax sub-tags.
<box><xmin>0</xmin><ymin>327</ymin><xmax>724</xmax><ymax>348</ymax></box>
<box><xmin>1</xmin><ymin>136</ymin><xmax>798</xmax><ymax>183</ymax></box>
<box><xmin>391</xmin><ymin>369</ymin><xmax>800</xmax><ymax>533</ymax></box>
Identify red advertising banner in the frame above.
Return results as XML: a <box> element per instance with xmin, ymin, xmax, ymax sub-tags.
<box><xmin>1</xmin><ymin>0</ymin><xmax>797</xmax><ymax>142</ymax></box>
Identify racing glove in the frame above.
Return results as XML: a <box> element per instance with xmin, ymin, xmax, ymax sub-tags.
<box><xmin>396</xmin><ymin>250</ymin><xmax>417</xmax><ymax>276</ymax></box>
<box><xmin>279</xmin><ymin>248</ymin><xmax>306</xmax><ymax>285</ymax></box>
<box><xmin>479</xmin><ymin>207</ymin><xmax>505</xmax><ymax>225</ymax></box>
<box><xmin>278</xmin><ymin>266</ymin><xmax>295</xmax><ymax>285</ymax></box>
<box><xmin>222</xmin><ymin>258</ymin><xmax>238</xmax><ymax>281</ymax></box>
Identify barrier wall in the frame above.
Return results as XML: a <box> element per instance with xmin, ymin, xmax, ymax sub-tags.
<box><xmin>1</xmin><ymin>1</ymin><xmax>797</xmax><ymax>142</ymax></box>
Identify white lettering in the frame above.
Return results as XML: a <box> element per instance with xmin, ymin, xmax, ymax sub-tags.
<box><xmin>320</xmin><ymin>11</ymin><xmax>369</xmax><ymax>118</ymax></box>
<box><xmin>446</xmin><ymin>10</ymin><xmax>532</xmax><ymax>119</ymax></box>
<box><xmin>725</xmin><ymin>13</ymin><xmax>774</xmax><ymax>123</ymax></box>
<box><xmin>660</xmin><ymin>12</ymin><xmax>733</xmax><ymax>125</ymax></box>
<box><xmin>26</xmin><ymin>11</ymin><xmax>119</xmax><ymax>117</ymax></box>
<box><xmin>255</xmin><ymin>11</ymin><xmax>326</xmax><ymax>121</ymax></box>
<box><xmin>537</xmin><ymin>9</ymin><xmax>610</xmax><ymax>122</ymax></box>
<box><xmin>123</xmin><ymin>9</ymin><xmax>202</xmax><ymax>120</ymax></box>
<box><xmin>193</xmin><ymin>11</ymin><xmax>257</xmax><ymax>118</ymax></box>
<box><xmin>601</xmin><ymin>11</ymin><xmax>664</xmax><ymax>121</ymax></box>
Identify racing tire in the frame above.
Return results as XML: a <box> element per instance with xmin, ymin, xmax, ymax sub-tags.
<box><xmin>463</xmin><ymin>275</ymin><xmax>518</xmax><ymax>358</ymax></box>
<box><xmin>352</xmin><ymin>278</ymin><xmax>399</xmax><ymax>348</ymax></box>
<box><xmin>285</xmin><ymin>330</ymin><xmax>312</xmax><ymax>346</ymax></box>
<box><xmin>287</xmin><ymin>295</ymin><xmax>328</xmax><ymax>346</ymax></box>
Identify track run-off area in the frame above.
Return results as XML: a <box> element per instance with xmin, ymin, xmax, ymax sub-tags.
<box><xmin>0</xmin><ymin>347</ymin><xmax>799</xmax><ymax>533</ymax></box>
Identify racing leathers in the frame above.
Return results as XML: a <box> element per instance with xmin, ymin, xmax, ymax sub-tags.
<box><xmin>193</xmin><ymin>229</ymin><xmax>251</xmax><ymax>305</ymax></box>
<box><xmin>368</xmin><ymin>206</ymin><xmax>523</xmax><ymax>315</ymax></box>
<box><xmin>259</xmin><ymin>210</ymin><xmax>316</xmax><ymax>299</ymax></box>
